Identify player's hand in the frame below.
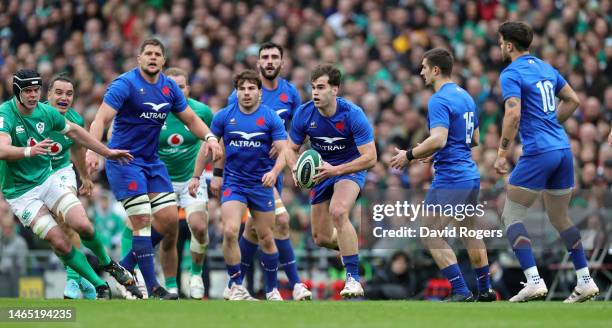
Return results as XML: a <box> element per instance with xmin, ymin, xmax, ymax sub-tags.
<box><xmin>269</xmin><ymin>142</ymin><xmax>280</xmax><ymax>159</ymax></box>
<box><xmin>291</xmin><ymin>163</ymin><xmax>298</xmax><ymax>187</ymax></box>
<box><xmin>105</xmin><ymin>149</ymin><xmax>134</xmax><ymax>165</ymax></box>
<box><xmin>313</xmin><ymin>161</ymin><xmax>338</xmax><ymax>184</ymax></box>
<box><xmin>390</xmin><ymin>147</ymin><xmax>410</xmax><ymax>169</ymax></box>
<box><xmin>29</xmin><ymin>138</ymin><xmax>53</xmax><ymax>156</ymax></box>
<box><xmin>188</xmin><ymin>177</ymin><xmax>200</xmax><ymax>197</ymax></box>
<box><xmin>494</xmin><ymin>155</ymin><xmax>509</xmax><ymax>175</ymax></box>
<box><xmin>262</xmin><ymin>171</ymin><xmax>278</xmax><ymax>188</ymax></box>
<box><xmin>205</xmin><ymin>139</ymin><xmax>222</xmax><ymax>162</ymax></box>
<box><xmin>79</xmin><ymin>178</ymin><xmax>94</xmax><ymax>196</ymax></box>
<box><xmin>210</xmin><ymin>176</ymin><xmax>222</xmax><ymax>199</ymax></box>
<box><xmin>85</xmin><ymin>150</ymin><xmax>100</xmax><ymax>176</ymax></box>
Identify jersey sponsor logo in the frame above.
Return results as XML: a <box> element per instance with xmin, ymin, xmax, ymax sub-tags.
<box><xmin>229</xmin><ymin>131</ymin><xmax>264</xmax><ymax>147</ymax></box>
<box><xmin>143</xmin><ymin>102</ymin><xmax>170</xmax><ymax>111</ymax></box>
<box><xmin>167</xmin><ymin>133</ymin><xmax>184</xmax><ymax>147</ymax></box>
<box><xmin>36</xmin><ymin>122</ymin><xmax>45</xmax><ymax>134</ymax></box>
<box><xmin>16</xmin><ymin>125</ymin><xmax>25</xmax><ymax>134</ymax></box>
<box><xmin>279</xmin><ymin>93</ymin><xmax>288</xmax><ymax>102</ymax></box>
<box><xmin>140</xmin><ymin>112</ymin><xmax>168</xmax><ymax>119</ymax></box>
<box><xmin>312</xmin><ymin>136</ymin><xmax>346</xmax><ymax>151</ymax></box>
<box><xmin>162</xmin><ymin>86</ymin><xmax>170</xmax><ymax>95</ymax></box>
<box><xmin>49</xmin><ymin>142</ymin><xmax>62</xmax><ymax>155</ymax></box>
<box><xmin>256</xmin><ymin>117</ymin><xmax>265</xmax><ymax>127</ymax></box>
<box><xmin>139</xmin><ymin>88</ymin><xmax>145</xmax><ymax>95</ymax></box>
<box><xmin>230</xmin><ymin>131</ymin><xmax>265</xmax><ymax>140</ymax></box>
<box><xmin>313</xmin><ymin>136</ymin><xmax>346</xmax><ymax>144</ymax></box>
<box><xmin>335</xmin><ymin>121</ymin><xmax>345</xmax><ymax>132</ymax></box>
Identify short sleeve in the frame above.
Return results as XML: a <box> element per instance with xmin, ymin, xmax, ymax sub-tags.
<box><xmin>169</xmin><ymin>79</ymin><xmax>187</xmax><ymax>113</ymax></box>
<box><xmin>427</xmin><ymin>97</ymin><xmax>450</xmax><ymax>129</ymax></box>
<box><xmin>103</xmin><ymin>77</ymin><xmax>130</xmax><ymax>111</ymax></box>
<box><xmin>227</xmin><ymin>90</ymin><xmax>238</xmax><ymax>106</ymax></box>
<box><xmin>0</xmin><ymin>111</ymin><xmax>12</xmax><ymax>135</ymax></box>
<box><xmin>269</xmin><ymin>111</ymin><xmax>287</xmax><ymax>141</ymax></box>
<box><xmin>500</xmin><ymin>69</ymin><xmax>522</xmax><ymax>101</ymax></box>
<box><xmin>553</xmin><ymin>69</ymin><xmax>568</xmax><ymax>94</ymax></box>
<box><xmin>351</xmin><ymin>109</ymin><xmax>374</xmax><ymax>146</ymax></box>
<box><xmin>288</xmin><ymin>105</ymin><xmax>306</xmax><ymax>145</ymax></box>
<box><xmin>210</xmin><ymin>109</ymin><xmax>225</xmax><ymax>138</ymax></box>
<box><xmin>49</xmin><ymin>108</ymin><xmax>68</xmax><ymax>133</ymax></box>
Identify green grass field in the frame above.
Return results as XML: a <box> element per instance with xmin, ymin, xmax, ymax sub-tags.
<box><xmin>0</xmin><ymin>298</ymin><xmax>610</xmax><ymax>328</ymax></box>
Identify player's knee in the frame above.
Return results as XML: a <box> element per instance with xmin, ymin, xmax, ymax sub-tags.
<box><xmin>329</xmin><ymin>205</ymin><xmax>349</xmax><ymax>226</ymax></box>
<box><xmin>70</xmin><ymin>218</ymin><xmax>94</xmax><ymax>237</ymax></box>
<box><xmin>313</xmin><ymin>233</ymin><xmax>333</xmax><ymax>247</ymax></box>
<box><xmin>47</xmin><ymin>229</ymin><xmax>72</xmax><ymax>255</ymax></box>
<box><xmin>190</xmin><ymin>234</ymin><xmax>208</xmax><ymax>254</ymax></box>
<box><xmin>223</xmin><ymin>224</ymin><xmax>240</xmax><ymax>242</ymax></box>
<box><xmin>258</xmin><ymin>232</ymin><xmax>275</xmax><ymax>251</ymax></box>
<box><xmin>274</xmin><ymin>212</ymin><xmax>290</xmax><ymax>237</ymax></box>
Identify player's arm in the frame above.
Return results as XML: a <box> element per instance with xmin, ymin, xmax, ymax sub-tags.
<box><xmin>390</xmin><ymin>127</ymin><xmax>447</xmax><ymax>169</ymax></box>
<box><xmin>493</xmin><ymin>97</ymin><xmax>521</xmax><ymax>174</ymax></box>
<box><xmin>66</xmin><ymin>122</ymin><xmax>133</xmax><ymax>163</ymax></box>
<box><xmin>471</xmin><ymin>127</ymin><xmax>480</xmax><ymax>147</ymax></box>
<box><xmin>188</xmin><ymin>140</ymin><xmax>213</xmax><ymax>197</ymax></box>
<box><xmin>175</xmin><ymin>106</ymin><xmax>221</xmax><ymax>161</ymax></box>
<box><xmin>314</xmin><ymin>141</ymin><xmax>377</xmax><ymax>183</ymax></box>
<box><xmin>262</xmin><ymin>140</ymin><xmax>287</xmax><ymax>187</ymax></box>
<box><xmin>556</xmin><ymin>84</ymin><xmax>580</xmax><ymax>123</ymax></box>
<box><xmin>209</xmin><ymin>138</ymin><xmax>226</xmax><ymax>198</ymax></box>
<box><xmin>0</xmin><ymin>133</ymin><xmax>53</xmax><ymax>160</ymax></box>
<box><xmin>70</xmin><ymin>145</ymin><xmax>94</xmax><ymax>196</ymax></box>
<box><xmin>285</xmin><ymin>139</ymin><xmax>301</xmax><ymax>172</ymax></box>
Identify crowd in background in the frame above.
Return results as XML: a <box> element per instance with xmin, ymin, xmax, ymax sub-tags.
<box><xmin>0</xmin><ymin>0</ymin><xmax>610</xmax><ymax>299</ymax></box>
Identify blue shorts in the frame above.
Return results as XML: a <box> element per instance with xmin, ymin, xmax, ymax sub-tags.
<box><xmin>221</xmin><ymin>182</ymin><xmax>275</xmax><ymax>212</ymax></box>
<box><xmin>509</xmin><ymin>148</ymin><xmax>574</xmax><ymax>190</ymax></box>
<box><xmin>106</xmin><ymin>158</ymin><xmax>173</xmax><ymax>201</ymax></box>
<box><xmin>310</xmin><ymin>171</ymin><xmax>366</xmax><ymax>205</ymax></box>
<box><xmin>424</xmin><ymin>178</ymin><xmax>480</xmax><ymax>207</ymax></box>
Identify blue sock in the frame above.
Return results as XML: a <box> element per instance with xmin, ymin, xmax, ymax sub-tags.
<box><xmin>474</xmin><ymin>265</ymin><xmax>491</xmax><ymax>293</ymax></box>
<box><xmin>260</xmin><ymin>252</ymin><xmax>279</xmax><ymax>293</ymax></box>
<box><xmin>151</xmin><ymin>226</ymin><xmax>164</xmax><ymax>247</ymax></box>
<box><xmin>226</xmin><ymin>264</ymin><xmax>243</xmax><ymax>287</ymax></box>
<box><xmin>506</xmin><ymin>223</ymin><xmax>537</xmax><ymax>270</ymax></box>
<box><xmin>560</xmin><ymin>226</ymin><xmax>588</xmax><ymax>270</ymax></box>
<box><xmin>132</xmin><ymin>236</ymin><xmax>159</xmax><ymax>294</ymax></box>
<box><xmin>238</xmin><ymin>236</ymin><xmax>259</xmax><ymax>281</ymax></box>
<box><xmin>342</xmin><ymin>254</ymin><xmax>360</xmax><ymax>281</ymax></box>
<box><xmin>441</xmin><ymin>263</ymin><xmax>471</xmax><ymax>296</ymax></box>
<box><xmin>275</xmin><ymin>238</ymin><xmax>301</xmax><ymax>287</ymax></box>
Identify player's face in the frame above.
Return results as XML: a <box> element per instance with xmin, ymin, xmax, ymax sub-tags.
<box><xmin>236</xmin><ymin>80</ymin><xmax>262</xmax><ymax>110</ymax></box>
<box><xmin>168</xmin><ymin>75</ymin><xmax>189</xmax><ymax>98</ymax></box>
<box><xmin>499</xmin><ymin>36</ymin><xmax>512</xmax><ymax>63</ymax></box>
<box><xmin>20</xmin><ymin>86</ymin><xmax>41</xmax><ymax>110</ymax></box>
<box><xmin>258</xmin><ymin>48</ymin><xmax>283</xmax><ymax>81</ymax></box>
<box><xmin>138</xmin><ymin>45</ymin><xmax>166</xmax><ymax>77</ymax></box>
<box><xmin>311</xmin><ymin>75</ymin><xmax>338</xmax><ymax>110</ymax></box>
<box><xmin>47</xmin><ymin>80</ymin><xmax>74</xmax><ymax>114</ymax></box>
<box><xmin>420</xmin><ymin>59</ymin><xmax>434</xmax><ymax>86</ymax></box>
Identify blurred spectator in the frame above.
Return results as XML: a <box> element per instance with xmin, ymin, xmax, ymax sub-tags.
<box><xmin>366</xmin><ymin>250</ymin><xmax>417</xmax><ymax>300</ymax></box>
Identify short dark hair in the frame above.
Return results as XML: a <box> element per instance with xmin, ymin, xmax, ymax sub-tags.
<box><xmin>423</xmin><ymin>48</ymin><xmax>453</xmax><ymax>76</ymax></box>
<box><xmin>310</xmin><ymin>64</ymin><xmax>341</xmax><ymax>87</ymax></box>
<box><xmin>498</xmin><ymin>21</ymin><xmax>533</xmax><ymax>51</ymax></box>
<box><xmin>258</xmin><ymin>42</ymin><xmax>283</xmax><ymax>58</ymax></box>
<box><xmin>48</xmin><ymin>73</ymin><xmax>75</xmax><ymax>91</ymax></box>
<box><xmin>139</xmin><ymin>38</ymin><xmax>166</xmax><ymax>57</ymax></box>
<box><xmin>165</xmin><ymin>67</ymin><xmax>188</xmax><ymax>81</ymax></box>
<box><xmin>234</xmin><ymin>69</ymin><xmax>262</xmax><ymax>89</ymax></box>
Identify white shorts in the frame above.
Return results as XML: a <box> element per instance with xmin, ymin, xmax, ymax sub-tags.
<box><xmin>6</xmin><ymin>172</ymin><xmax>72</xmax><ymax>227</ymax></box>
<box><xmin>49</xmin><ymin>165</ymin><xmax>77</xmax><ymax>192</ymax></box>
<box><xmin>172</xmin><ymin>177</ymin><xmax>208</xmax><ymax>209</ymax></box>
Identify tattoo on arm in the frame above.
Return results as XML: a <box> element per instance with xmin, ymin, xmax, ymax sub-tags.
<box><xmin>507</xmin><ymin>99</ymin><xmax>518</xmax><ymax>108</ymax></box>
<box><xmin>501</xmin><ymin>138</ymin><xmax>510</xmax><ymax>149</ymax></box>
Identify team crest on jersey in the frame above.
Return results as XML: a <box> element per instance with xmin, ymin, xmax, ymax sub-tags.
<box><xmin>162</xmin><ymin>86</ymin><xmax>170</xmax><ymax>95</ymax></box>
<box><xmin>256</xmin><ymin>117</ymin><xmax>265</xmax><ymax>127</ymax></box>
<box><xmin>168</xmin><ymin>133</ymin><xmax>184</xmax><ymax>147</ymax></box>
<box><xmin>49</xmin><ymin>142</ymin><xmax>62</xmax><ymax>155</ymax></box>
<box><xmin>309</xmin><ymin>121</ymin><xmax>317</xmax><ymax>129</ymax></box>
<box><xmin>335</xmin><ymin>120</ymin><xmax>345</xmax><ymax>132</ymax></box>
<box><xmin>139</xmin><ymin>88</ymin><xmax>145</xmax><ymax>95</ymax></box>
<box><xmin>229</xmin><ymin>118</ymin><xmax>236</xmax><ymax>125</ymax></box>
<box><xmin>36</xmin><ymin>122</ymin><xmax>45</xmax><ymax>133</ymax></box>
<box><xmin>279</xmin><ymin>93</ymin><xmax>288</xmax><ymax>102</ymax></box>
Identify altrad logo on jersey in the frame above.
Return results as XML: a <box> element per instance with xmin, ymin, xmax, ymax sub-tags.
<box><xmin>312</xmin><ymin>136</ymin><xmax>347</xmax><ymax>151</ymax></box>
<box><xmin>228</xmin><ymin>131</ymin><xmax>264</xmax><ymax>147</ymax></box>
<box><xmin>141</xmin><ymin>102</ymin><xmax>169</xmax><ymax>120</ymax></box>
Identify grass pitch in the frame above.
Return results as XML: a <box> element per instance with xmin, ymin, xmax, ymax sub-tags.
<box><xmin>0</xmin><ymin>298</ymin><xmax>610</xmax><ymax>328</ymax></box>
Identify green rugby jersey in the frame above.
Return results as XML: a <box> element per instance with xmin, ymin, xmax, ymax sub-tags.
<box><xmin>158</xmin><ymin>98</ymin><xmax>213</xmax><ymax>182</ymax></box>
<box><xmin>48</xmin><ymin>107</ymin><xmax>84</xmax><ymax>172</ymax></box>
<box><xmin>0</xmin><ymin>99</ymin><xmax>69</xmax><ymax>199</ymax></box>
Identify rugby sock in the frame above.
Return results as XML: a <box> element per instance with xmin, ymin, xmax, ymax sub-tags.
<box><xmin>65</xmin><ymin>264</ymin><xmax>81</xmax><ymax>282</ymax></box>
<box><xmin>441</xmin><ymin>263</ymin><xmax>471</xmax><ymax>296</ymax></box>
<box><xmin>507</xmin><ymin>223</ymin><xmax>540</xmax><ymax>285</ymax></box>
<box><xmin>227</xmin><ymin>264</ymin><xmax>243</xmax><ymax>287</ymax></box>
<box><xmin>342</xmin><ymin>254</ymin><xmax>361</xmax><ymax>281</ymax></box>
<box><xmin>151</xmin><ymin>226</ymin><xmax>164</xmax><ymax>247</ymax></box>
<box><xmin>260</xmin><ymin>251</ymin><xmax>279</xmax><ymax>293</ymax></box>
<box><xmin>132</xmin><ymin>236</ymin><xmax>159</xmax><ymax>293</ymax></box>
<box><xmin>238</xmin><ymin>236</ymin><xmax>258</xmax><ymax>280</ymax></box>
<box><xmin>474</xmin><ymin>265</ymin><xmax>491</xmax><ymax>292</ymax></box>
<box><xmin>60</xmin><ymin>246</ymin><xmax>106</xmax><ymax>287</ymax></box>
<box><xmin>275</xmin><ymin>238</ymin><xmax>301</xmax><ymax>287</ymax></box>
<box><xmin>191</xmin><ymin>260</ymin><xmax>203</xmax><ymax>276</ymax></box>
<box><xmin>560</xmin><ymin>226</ymin><xmax>591</xmax><ymax>285</ymax></box>
<box><xmin>81</xmin><ymin>230</ymin><xmax>111</xmax><ymax>266</ymax></box>
<box><xmin>165</xmin><ymin>276</ymin><xmax>178</xmax><ymax>290</ymax></box>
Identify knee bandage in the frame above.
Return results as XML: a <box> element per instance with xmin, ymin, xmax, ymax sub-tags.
<box><xmin>121</xmin><ymin>194</ymin><xmax>152</xmax><ymax>217</ymax></box>
<box><xmin>190</xmin><ymin>235</ymin><xmax>208</xmax><ymax>254</ymax></box>
<box><xmin>32</xmin><ymin>214</ymin><xmax>58</xmax><ymax>239</ymax></box>
<box><xmin>56</xmin><ymin>193</ymin><xmax>81</xmax><ymax>219</ymax></box>
<box><xmin>185</xmin><ymin>202</ymin><xmax>207</xmax><ymax>218</ymax></box>
<box><xmin>150</xmin><ymin>192</ymin><xmax>176</xmax><ymax>214</ymax></box>
<box><xmin>274</xmin><ymin>198</ymin><xmax>287</xmax><ymax>215</ymax></box>
<box><xmin>501</xmin><ymin>198</ymin><xmax>529</xmax><ymax>228</ymax></box>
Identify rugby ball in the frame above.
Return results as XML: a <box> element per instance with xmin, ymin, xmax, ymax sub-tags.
<box><xmin>295</xmin><ymin>149</ymin><xmax>322</xmax><ymax>189</ymax></box>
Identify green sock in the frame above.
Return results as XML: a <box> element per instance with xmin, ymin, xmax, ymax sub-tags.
<box><xmin>60</xmin><ymin>246</ymin><xmax>105</xmax><ymax>287</ymax></box>
<box><xmin>165</xmin><ymin>276</ymin><xmax>178</xmax><ymax>289</ymax></box>
<box><xmin>120</xmin><ymin>227</ymin><xmax>132</xmax><ymax>258</ymax></box>
<box><xmin>191</xmin><ymin>260</ymin><xmax>203</xmax><ymax>276</ymax></box>
<box><xmin>65</xmin><ymin>264</ymin><xmax>81</xmax><ymax>282</ymax></box>
<box><xmin>81</xmin><ymin>230</ymin><xmax>111</xmax><ymax>267</ymax></box>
